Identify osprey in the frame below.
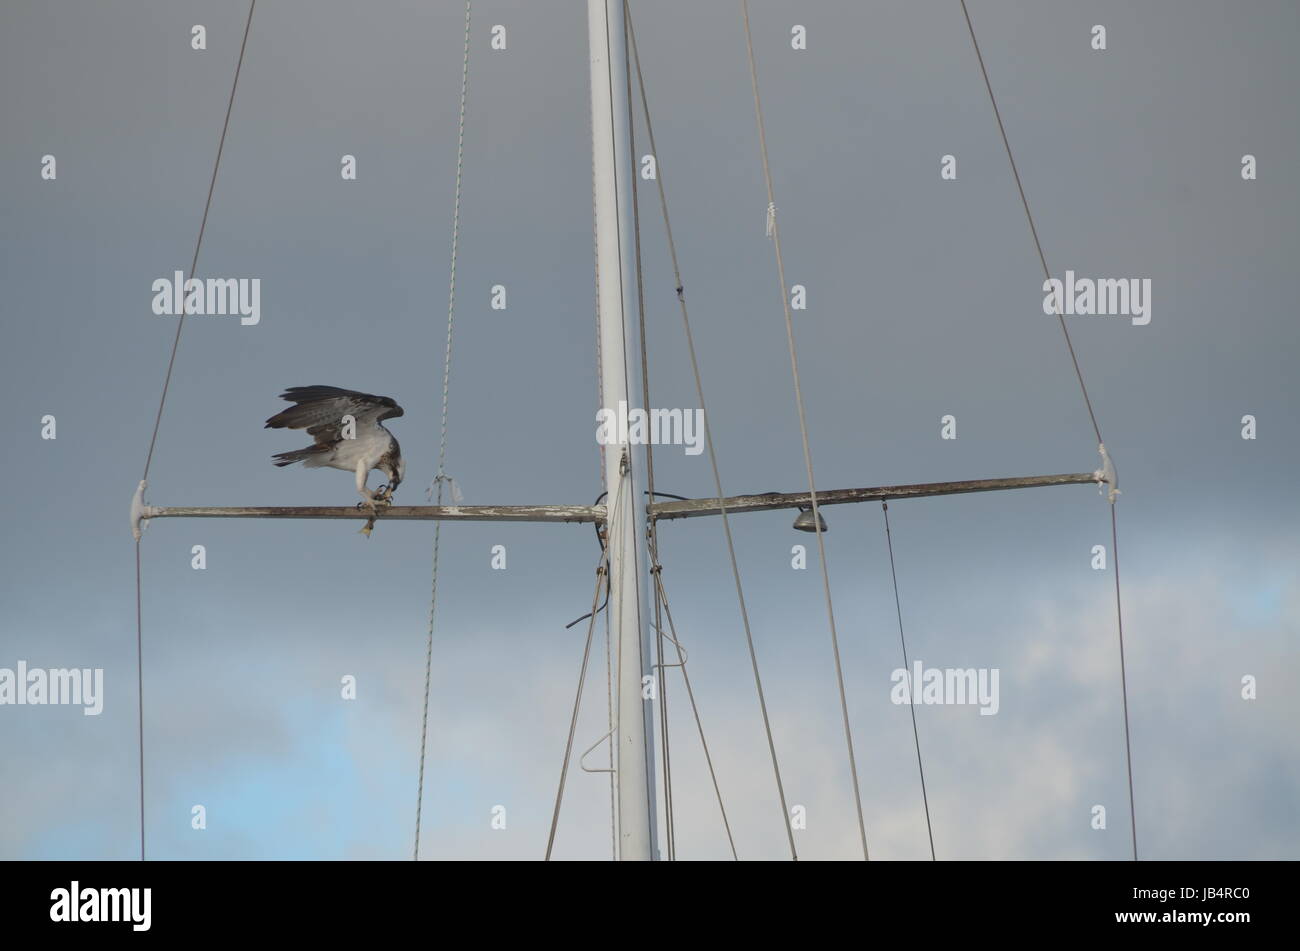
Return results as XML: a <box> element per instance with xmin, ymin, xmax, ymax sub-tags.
<box><xmin>265</xmin><ymin>386</ymin><xmax>405</xmax><ymax>512</ymax></box>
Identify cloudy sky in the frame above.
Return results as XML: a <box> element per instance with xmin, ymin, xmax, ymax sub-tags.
<box><xmin>1</xmin><ymin>0</ymin><xmax>1296</xmax><ymax>860</ymax></box>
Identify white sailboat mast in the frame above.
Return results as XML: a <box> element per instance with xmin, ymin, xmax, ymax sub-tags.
<box><xmin>587</xmin><ymin>0</ymin><xmax>658</xmax><ymax>861</ymax></box>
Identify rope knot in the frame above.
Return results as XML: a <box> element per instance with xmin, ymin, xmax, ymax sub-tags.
<box><xmin>427</xmin><ymin>473</ymin><xmax>463</xmax><ymax>503</ymax></box>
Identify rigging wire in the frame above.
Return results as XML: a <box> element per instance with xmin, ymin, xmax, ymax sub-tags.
<box><xmin>958</xmin><ymin>0</ymin><xmax>1136</xmax><ymax>860</ymax></box>
<box><xmin>957</xmin><ymin>2</ymin><xmax>1101</xmax><ymax>447</ymax></box>
<box><xmin>546</xmin><ymin>473</ymin><xmax>628</xmax><ymax>860</ymax></box>
<box><xmin>739</xmin><ymin>0</ymin><xmax>870</xmax><ymax>860</ymax></box>
<box><xmin>651</xmin><ymin>564</ymin><xmax>674</xmax><ymax>860</ymax></box>
<box><xmin>566</xmin><ymin>490</ymin><xmax>688</xmax><ymax>631</ymax></box>
<box><xmin>881</xmin><ymin>503</ymin><xmax>936</xmax><ymax>860</ymax></box>
<box><xmin>139</xmin><ymin>3</ymin><xmax>257</xmax><ymax>484</ymax></box>
<box><xmin>604</xmin><ymin>565</ymin><xmax>617</xmax><ymax>860</ymax></box>
<box><xmin>414</xmin><ymin>0</ymin><xmax>473</xmax><ymax>863</ymax></box>
<box><xmin>580</xmin><ymin>482</ymin><xmax>736</xmax><ymax>858</ymax></box>
<box><xmin>626</xmin><ymin>4</ymin><xmax>799</xmax><ymax>860</ymax></box>
<box><xmin>1110</xmin><ymin>505</ymin><xmax>1136</xmax><ymax>858</ymax></box>
<box><xmin>547</xmin><ymin>563</ymin><xmax>614</xmax><ymax>860</ymax></box>
<box><xmin>652</xmin><ymin>571</ymin><xmax>741</xmax><ymax>860</ymax></box>
<box><xmin>132</xmin><ymin>0</ymin><xmax>257</xmax><ymax>862</ymax></box>
<box><xmin>622</xmin><ymin>6</ymin><xmax>675</xmax><ymax>860</ymax></box>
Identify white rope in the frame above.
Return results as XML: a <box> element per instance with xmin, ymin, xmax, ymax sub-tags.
<box><xmin>741</xmin><ymin>0</ymin><xmax>870</xmax><ymax>860</ymax></box>
<box><xmin>415</xmin><ymin>0</ymin><xmax>472</xmax><ymax>862</ymax></box>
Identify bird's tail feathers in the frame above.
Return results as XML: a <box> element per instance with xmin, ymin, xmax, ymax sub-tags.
<box><xmin>272</xmin><ymin>446</ymin><xmax>326</xmax><ymax>467</ymax></box>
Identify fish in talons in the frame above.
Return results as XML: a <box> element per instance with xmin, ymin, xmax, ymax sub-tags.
<box><xmin>358</xmin><ymin>483</ymin><xmax>396</xmax><ymax>538</ymax></box>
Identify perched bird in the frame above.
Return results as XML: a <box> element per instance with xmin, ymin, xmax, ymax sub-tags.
<box><xmin>265</xmin><ymin>386</ymin><xmax>405</xmax><ymax>517</ymax></box>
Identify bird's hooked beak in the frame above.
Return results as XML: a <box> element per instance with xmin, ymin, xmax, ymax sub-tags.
<box><xmin>384</xmin><ymin>459</ymin><xmax>405</xmax><ymax>497</ymax></box>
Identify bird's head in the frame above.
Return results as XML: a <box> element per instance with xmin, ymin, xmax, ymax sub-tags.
<box><xmin>382</xmin><ymin>453</ymin><xmax>405</xmax><ymax>494</ymax></box>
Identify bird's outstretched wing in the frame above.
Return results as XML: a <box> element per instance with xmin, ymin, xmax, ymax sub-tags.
<box><xmin>264</xmin><ymin>385</ymin><xmax>404</xmax><ymax>446</ymax></box>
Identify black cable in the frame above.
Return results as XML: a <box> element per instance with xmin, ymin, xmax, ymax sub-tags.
<box><xmin>134</xmin><ymin>0</ymin><xmax>257</xmax><ymax>863</ymax></box>
<box><xmin>959</xmin><ymin>0</ymin><xmax>1136</xmax><ymax>860</ymax></box>
<box><xmin>882</xmin><ymin>503</ymin><xmax>936</xmax><ymax>860</ymax></box>
<box><xmin>567</xmin><ymin>489</ymin><xmax>689</xmax><ymax>629</ymax></box>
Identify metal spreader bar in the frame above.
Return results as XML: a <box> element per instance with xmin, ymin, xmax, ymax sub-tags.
<box><xmin>647</xmin><ymin>472</ymin><xmax>1103</xmax><ymax>522</ymax></box>
<box><xmin>131</xmin><ymin>471</ymin><xmax>1106</xmax><ymax>538</ymax></box>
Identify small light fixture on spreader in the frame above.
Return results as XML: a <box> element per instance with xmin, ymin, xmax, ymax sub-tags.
<box><xmin>792</xmin><ymin>505</ymin><xmax>828</xmax><ymax>533</ymax></box>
